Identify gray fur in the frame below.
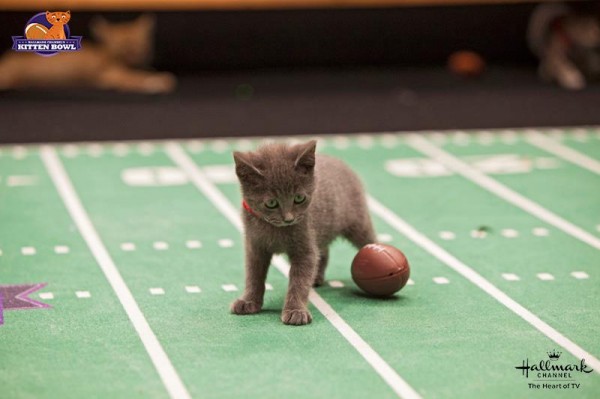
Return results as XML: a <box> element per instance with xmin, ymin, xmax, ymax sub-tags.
<box><xmin>528</xmin><ymin>3</ymin><xmax>600</xmax><ymax>90</ymax></box>
<box><xmin>231</xmin><ymin>140</ymin><xmax>376</xmax><ymax>325</ymax></box>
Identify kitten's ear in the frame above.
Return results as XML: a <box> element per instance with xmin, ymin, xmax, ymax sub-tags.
<box><xmin>293</xmin><ymin>140</ymin><xmax>317</xmax><ymax>173</ymax></box>
<box><xmin>90</xmin><ymin>16</ymin><xmax>109</xmax><ymax>40</ymax></box>
<box><xmin>233</xmin><ymin>151</ymin><xmax>264</xmax><ymax>182</ymax></box>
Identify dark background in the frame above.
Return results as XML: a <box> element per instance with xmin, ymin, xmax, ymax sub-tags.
<box><xmin>1</xmin><ymin>2</ymin><xmax>599</xmax><ymax>143</ymax></box>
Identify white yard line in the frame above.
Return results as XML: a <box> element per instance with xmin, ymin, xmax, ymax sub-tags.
<box><xmin>165</xmin><ymin>143</ymin><xmax>422</xmax><ymax>399</ymax></box>
<box><xmin>406</xmin><ymin>134</ymin><xmax>600</xmax><ymax>251</ymax></box>
<box><xmin>367</xmin><ymin>195</ymin><xmax>600</xmax><ymax>374</ymax></box>
<box><xmin>40</xmin><ymin>147</ymin><xmax>191</xmax><ymax>399</ymax></box>
<box><xmin>524</xmin><ymin>130</ymin><xmax>600</xmax><ymax>175</ymax></box>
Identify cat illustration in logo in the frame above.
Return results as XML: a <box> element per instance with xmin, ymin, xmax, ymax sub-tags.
<box><xmin>25</xmin><ymin>11</ymin><xmax>70</xmax><ymax>40</ymax></box>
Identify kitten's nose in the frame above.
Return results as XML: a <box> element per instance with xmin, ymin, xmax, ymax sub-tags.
<box><xmin>283</xmin><ymin>214</ymin><xmax>295</xmax><ymax>224</ymax></box>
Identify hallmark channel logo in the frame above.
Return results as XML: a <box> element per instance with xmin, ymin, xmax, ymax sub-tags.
<box><xmin>12</xmin><ymin>11</ymin><xmax>82</xmax><ymax>56</ymax></box>
<box><xmin>514</xmin><ymin>349</ymin><xmax>593</xmax><ymax>390</ymax></box>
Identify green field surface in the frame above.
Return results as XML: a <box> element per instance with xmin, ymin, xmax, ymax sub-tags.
<box><xmin>1</xmin><ymin>127</ymin><xmax>599</xmax><ymax>399</ymax></box>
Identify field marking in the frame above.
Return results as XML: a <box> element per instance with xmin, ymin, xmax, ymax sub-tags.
<box><xmin>470</xmin><ymin>230</ymin><xmax>487</xmax><ymax>239</ymax></box>
<box><xmin>501</xmin><ymin>229</ymin><xmax>519</xmax><ymax>238</ymax></box>
<box><xmin>571</xmin><ymin>272</ymin><xmax>589</xmax><ymax>280</ymax></box>
<box><xmin>439</xmin><ymin>231</ymin><xmax>456</xmax><ymax>240</ymax></box>
<box><xmin>153</xmin><ymin>241</ymin><xmax>169</xmax><ymax>251</ymax></box>
<box><xmin>537</xmin><ymin>273</ymin><xmax>555</xmax><ymax>281</ymax></box>
<box><xmin>165</xmin><ymin>143</ymin><xmax>422</xmax><ymax>399</ymax></box>
<box><xmin>54</xmin><ymin>245</ymin><xmax>70</xmax><ymax>254</ymax></box>
<box><xmin>377</xmin><ymin>233</ymin><xmax>393</xmax><ymax>242</ymax></box>
<box><xmin>501</xmin><ymin>273</ymin><xmax>520</xmax><ymax>281</ymax></box>
<box><xmin>525</xmin><ymin>130</ymin><xmax>600</xmax><ymax>175</ymax></box>
<box><xmin>367</xmin><ymin>195</ymin><xmax>600</xmax><ymax>375</ymax></box>
<box><xmin>40</xmin><ymin>147</ymin><xmax>191</xmax><ymax>399</ymax></box>
<box><xmin>121</xmin><ymin>242</ymin><xmax>136</xmax><ymax>251</ymax></box>
<box><xmin>21</xmin><ymin>246</ymin><xmax>36</xmax><ymax>255</ymax></box>
<box><xmin>218</xmin><ymin>238</ymin><xmax>234</xmax><ymax>248</ymax></box>
<box><xmin>406</xmin><ymin>134</ymin><xmax>600</xmax><ymax>251</ymax></box>
<box><xmin>532</xmin><ymin>227</ymin><xmax>549</xmax><ymax>237</ymax></box>
<box><xmin>7</xmin><ymin>175</ymin><xmax>38</xmax><ymax>187</ymax></box>
<box><xmin>221</xmin><ymin>284</ymin><xmax>238</xmax><ymax>292</ymax></box>
<box><xmin>186</xmin><ymin>240</ymin><xmax>202</xmax><ymax>249</ymax></box>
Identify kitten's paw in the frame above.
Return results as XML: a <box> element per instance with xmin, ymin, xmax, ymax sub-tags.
<box><xmin>558</xmin><ymin>70</ymin><xmax>585</xmax><ymax>90</ymax></box>
<box><xmin>230</xmin><ymin>299</ymin><xmax>262</xmax><ymax>315</ymax></box>
<box><xmin>281</xmin><ymin>309</ymin><xmax>312</xmax><ymax>325</ymax></box>
<box><xmin>142</xmin><ymin>73</ymin><xmax>177</xmax><ymax>94</ymax></box>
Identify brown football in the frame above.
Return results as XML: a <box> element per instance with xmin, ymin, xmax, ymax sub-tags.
<box><xmin>351</xmin><ymin>243</ymin><xmax>410</xmax><ymax>296</ymax></box>
<box><xmin>447</xmin><ymin>50</ymin><xmax>486</xmax><ymax>77</ymax></box>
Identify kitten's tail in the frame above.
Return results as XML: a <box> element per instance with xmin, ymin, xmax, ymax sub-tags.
<box><xmin>527</xmin><ymin>3</ymin><xmax>570</xmax><ymax>56</ymax></box>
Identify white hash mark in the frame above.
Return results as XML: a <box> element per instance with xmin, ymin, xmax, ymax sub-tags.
<box><xmin>502</xmin><ymin>273</ymin><xmax>520</xmax><ymax>281</ymax></box>
<box><xmin>328</xmin><ymin>280</ymin><xmax>344</xmax><ymax>288</ymax></box>
<box><xmin>537</xmin><ymin>273</ymin><xmax>555</xmax><ymax>281</ymax></box>
<box><xmin>221</xmin><ymin>284</ymin><xmax>238</xmax><ymax>292</ymax></box>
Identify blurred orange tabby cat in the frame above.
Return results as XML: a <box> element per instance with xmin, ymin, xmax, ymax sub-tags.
<box><xmin>0</xmin><ymin>14</ymin><xmax>175</xmax><ymax>94</ymax></box>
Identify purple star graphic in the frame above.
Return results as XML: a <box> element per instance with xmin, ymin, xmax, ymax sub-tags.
<box><xmin>0</xmin><ymin>283</ymin><xmax>50</xmax><ymax>326</ymax></box>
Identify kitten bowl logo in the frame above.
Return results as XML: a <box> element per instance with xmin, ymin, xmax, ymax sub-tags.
<box><xmin>12</xmin><ymin>11</ymin><xmax>82</xmax><ymax>56</ymax></box>
<box><xmin>514</xmin><ymin>349</ymin><xmax>593</xmax><ymax>391</ymax></box>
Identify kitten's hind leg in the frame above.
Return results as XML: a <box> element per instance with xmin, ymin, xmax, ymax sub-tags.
<box><xmin>313</xmin><ymin>248</ymin><xmax>329</xmax><ymax>287</ymax></box>
<box><xmin>343</xmin><ymin>218</ymin><xmax>377</xmax><ymax>249</ymax></box>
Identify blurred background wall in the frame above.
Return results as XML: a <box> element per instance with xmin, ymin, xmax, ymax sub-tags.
<box><xmin>1</xmin><ymin>1</ymin><xmax>599</xmax><ymax>143</ymax></box>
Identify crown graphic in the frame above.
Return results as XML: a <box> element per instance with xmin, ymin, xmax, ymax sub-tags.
<box><xmin>547</xmin><ymin>350</ymin><xmax>562</xmax><ymax>361</ymax></box>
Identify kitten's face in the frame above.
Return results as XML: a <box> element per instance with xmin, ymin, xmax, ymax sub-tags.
<box><xmin>91</xmin><ymin>15</ymin><xmax>155</xmax><ymax>66</ymax></box>
<box><xmin>46</xmin><ymin>11</ymin><xmax>70</xmax><ymax>26</ymax></box>
<box><xmin>234</xmin><ymin>141</ymin><xmax>317</xmax><ymax>228</ymax></box>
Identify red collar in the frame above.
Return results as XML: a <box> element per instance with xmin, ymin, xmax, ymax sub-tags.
<box><xmin>242</xmin><ymin>200</ymin><xmax>260</xmax><ymax>218</ymax></box>
<box><xmin>552</xmin><ymin>17</ymin><xmax>571</xmax><ymax>48</ymax></box>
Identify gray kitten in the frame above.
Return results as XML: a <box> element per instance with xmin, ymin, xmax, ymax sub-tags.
<box><xmin>231</xmin><ymin>140</ymin><xmax>376</xmax><ymax>325</ymax></box>
<box><xmin>528</xmin><ymin>3</ymin><xmax>600</xmax><ymax>90</ymax></box>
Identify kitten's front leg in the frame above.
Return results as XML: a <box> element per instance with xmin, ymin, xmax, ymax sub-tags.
<box><xmin>96</xmin><ymin>65</ymin><xmax>177</xmax><ymax>94</ymax></box>
<box><xmin>545</xmin><ymin>39</ymin><xmax>585</xmax><ymax>90</ymax></box>
<box><xmin>282</xmin><ymin>246</ymin><xmax>318</xmax><ymax>326</ymax></box>
<box><xmin>231</xmin><ymin>244</ymin><xmax>272</xmax><ymax>315</ymax></box>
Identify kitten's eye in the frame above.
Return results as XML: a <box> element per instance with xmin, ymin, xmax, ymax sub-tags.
<box><xmin>264</xmin><ymin>199</ymin><xmax>279</xmax><ymax>209</ymax></box>
<box><xmin>293</xmin><ymin>194</ymin><xmax>306</xmax><ymax>204</ymax></box>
